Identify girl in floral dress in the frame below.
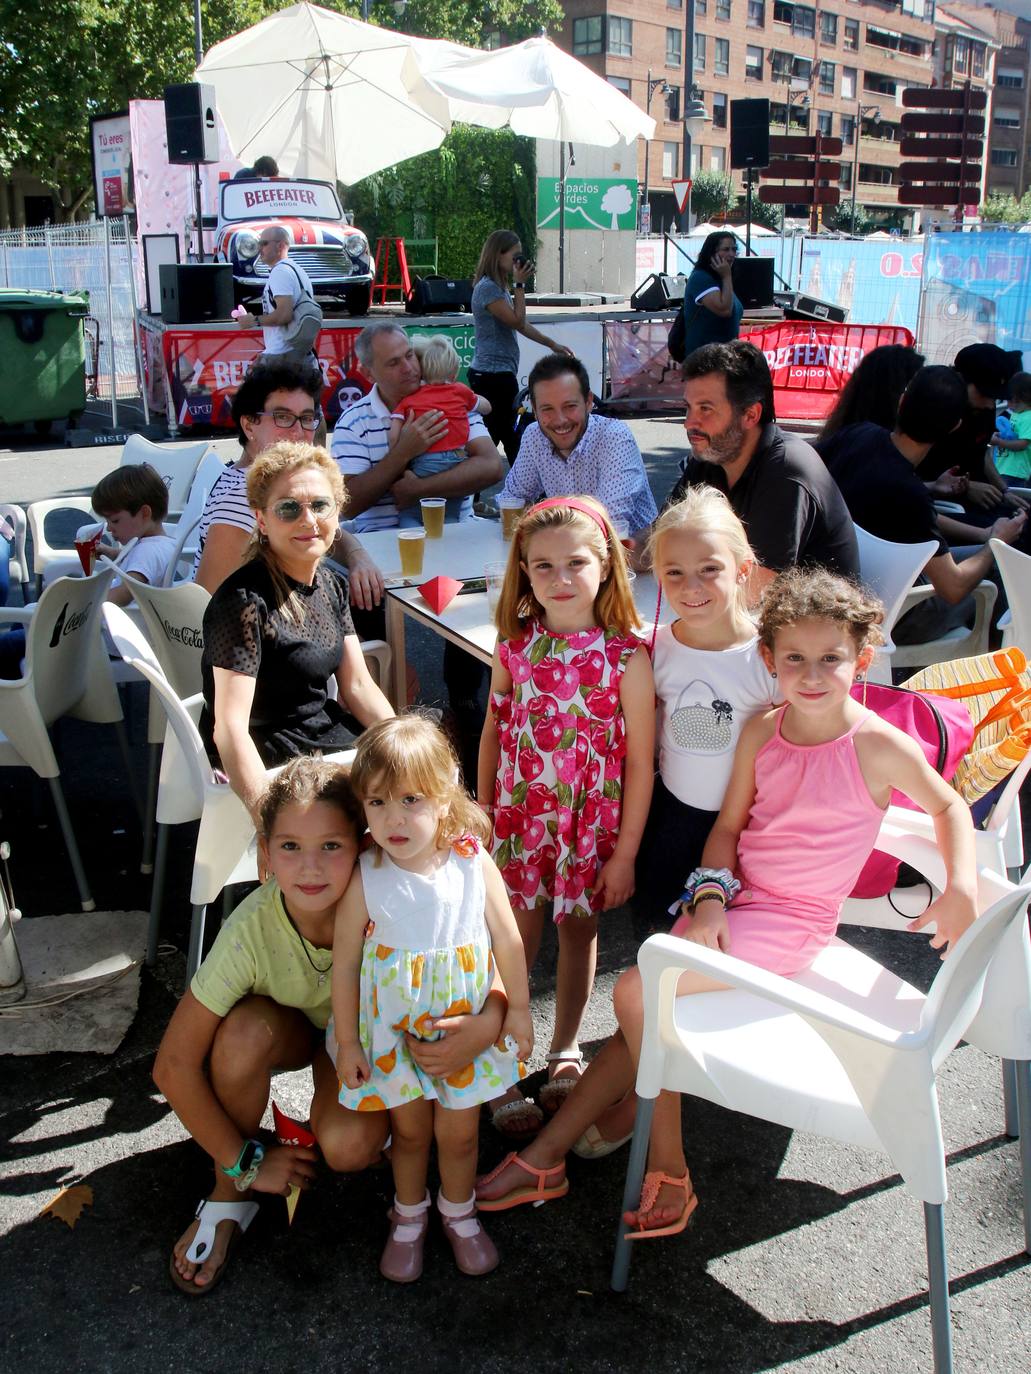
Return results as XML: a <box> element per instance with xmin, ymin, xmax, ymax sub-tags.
<box><xmin>478</xmin><ymin>496</ymin><xmax>654</xmax><ymax>1134</ymax></box>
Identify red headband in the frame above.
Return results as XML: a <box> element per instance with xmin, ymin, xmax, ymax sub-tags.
<box><xmin>525</xmin><ymin>497</ymin><xmax>610</xmax><ymax>539</ymax></box>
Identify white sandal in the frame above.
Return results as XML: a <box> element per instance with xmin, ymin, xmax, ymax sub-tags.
<box><xmin>169</xmin><ymin>1198</ymin><xmax>259</xmax><ymax>1297</ymax></box>
<box><xmin>538</xmin><ymin>1049</ymin><xmax>585</xmax><ymax>1114</ymax></box>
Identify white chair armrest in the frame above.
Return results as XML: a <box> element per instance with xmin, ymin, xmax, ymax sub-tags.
<box><xmin>0</xmin><ymin>607</ymin><xmax>34</xmax><ymax>626</ymax></box>
<box><xmin>933</xmin><ymin>501</ymin><xmax>965</xmax><ymax>515</ymax></box>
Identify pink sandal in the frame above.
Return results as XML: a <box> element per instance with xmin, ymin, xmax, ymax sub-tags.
<box><xmin>624</xmin><ymin>1169</ymin><xmax>698</xmax><ymax>1241</ymax></box>
<box><xmin>475</xmin><ymin>1153</ymin><xmax>569</xmax><ymax>1212</ymax></box>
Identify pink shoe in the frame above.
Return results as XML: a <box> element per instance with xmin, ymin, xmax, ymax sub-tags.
<box><xmin>439</xmin><ymin>1206</ymin><xmax>499</xmax><ymax>1276</ymax></box>
<box><xmin>379</xmin><ymin>1199</ymin><xmax>429</xmax><ymax>1283</ymax></box>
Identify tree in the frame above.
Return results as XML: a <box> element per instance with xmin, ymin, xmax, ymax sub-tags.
<box><xmin>981</xmin><ymin>192</ymin><xmax>1025</xmax><ymax>224</ymax></box>
<box><xmin>823</xmin><ymin>202</ymin><xmax>875</xmax><ymax>236</ymax></box>
<box><xmin>689</xmin><ymin>170</ymin><xmax>735</xmax><ymax>225</ymax></box>
<box><xmin>742</xmin><ymin>196</ymin><xmax>781</xmax><ymax>232</ymax></box>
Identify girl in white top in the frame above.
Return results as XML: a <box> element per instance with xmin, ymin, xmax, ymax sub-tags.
<box><xmin>331</xmin><ymin>714</ymin><xmax>532</xmax><ymax>1282</ymax></box>
<box><xmin>632</xmin><ymin>485</ymin><xmax>778</xmax><ymax>935</ymax></box>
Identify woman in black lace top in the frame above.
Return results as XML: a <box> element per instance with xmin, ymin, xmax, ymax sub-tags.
<box><xmin>201</xmin><ymin>442</ymin><xmax>393</xmax><ymax>817</ymax></box>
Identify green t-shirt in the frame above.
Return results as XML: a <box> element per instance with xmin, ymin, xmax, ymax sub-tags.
<box><xmin>996</xmin><ymin>408</ymin><xmax>1031</xmax><ymax>480</ymax></box>
<box><xmin>191</xmin><ymin>880</ymin><xmax>334</xmax><ymax>1028</ymax></box>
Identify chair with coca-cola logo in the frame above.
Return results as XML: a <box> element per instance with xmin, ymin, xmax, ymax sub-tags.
<box><xmin>0</xmin><ymin>567</ymin><xmax>125</xmax><ymax>910</ymax></box>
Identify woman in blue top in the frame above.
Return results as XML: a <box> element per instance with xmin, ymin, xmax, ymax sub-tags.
<box><xmin>469</xmin><ymin>230</ymin><xmax>572</xmax><ymax>462</ymax></box>
<box><xmin>680</xmin><ymin>231</ymin><xmax>743</xmax><ymax>358</ymax></box>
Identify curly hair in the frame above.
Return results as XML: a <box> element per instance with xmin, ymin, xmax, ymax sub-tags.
<box><xmin>350</xmin><ymin>712</ymin><xmax>491</xmax><ymax>855</ymax></box>
<box><xmin>257</xmin><ymin>754</ymin><xmax>363</xmax><ymax>840</ymax></box>
<box><xmin>492</xmin><ymin>494</ymin><xmax>641</xmax><ymax>641</ymax></box>
<box><xmin>758</xmin><ymin>567</ymin><xmax>884</xmax><ymax>653</ymax></box>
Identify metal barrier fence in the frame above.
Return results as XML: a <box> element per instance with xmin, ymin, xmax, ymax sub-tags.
<box><xmin>0</xmin><ymin>220</ymin><xmax>143</xmax><ymax>406</ymax></box>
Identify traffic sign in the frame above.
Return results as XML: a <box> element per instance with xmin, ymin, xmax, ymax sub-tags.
<box><xmin>900</xmin><ymin>135</ymin><xmax>983</xmax><ymax>160</ymax></box>
<box><xmin>898</xmin><ymin>186</ymin><xmax>977</xmax><ymax>206</ymax></box>
<box><xmin>768</xmin><ymin>134</ymin><xmax>843</xmax><ymax>158</ymax></box>
<box><xmin>901</xmin><ymin>112</ymin><xmax>986</xmax><ymax>136</ymax></box>
<box><xmin>758</xmin><ymin>185</ymin><xmax>841</xmax><ymax>206</ymax></box>
<box><xmin>763</xmin><ymin>158</ymin><xmax>841</xmax><ymax>180</ymax></box>
<box><xmin>671</xmin><ymin>179</ymin><xmax>691</xmax><ymax>214</ymax></box>
<box><xmin>901</xmin><ymin>87</ymin><xmax>987</xmax><ymax>110</ymax></box>
<box><xmin>899</xmin><ymin>161</ymin><xmax>983</xmax><ymax>182</ymax></box>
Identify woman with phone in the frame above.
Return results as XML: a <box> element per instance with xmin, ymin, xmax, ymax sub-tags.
<box><xmin>678</xmin><ymin>231</ymin><xmax>743</xmax><ymax>360</ymax></box>
<box><xmin>469</xmin><ymin>230</ymin><xmax>573</xmax><ymax>462</ymax></box>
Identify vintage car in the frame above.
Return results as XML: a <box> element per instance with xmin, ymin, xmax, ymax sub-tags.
<box><xmin>215</xmin><ymin>177</ymin><xmax>374</xmax><ymax>314</ymax></box>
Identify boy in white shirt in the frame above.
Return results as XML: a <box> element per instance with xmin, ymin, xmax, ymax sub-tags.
<box><xmin>93</xmin><ymin>463</ymin><xmax>178</xmax><ymax>606</ymax></box>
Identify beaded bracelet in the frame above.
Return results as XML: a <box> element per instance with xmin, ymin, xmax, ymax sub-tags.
<box><xmin>675</xmin><ymin>866</ymin><xmax>741</xmax><ymax>912</ymax></box>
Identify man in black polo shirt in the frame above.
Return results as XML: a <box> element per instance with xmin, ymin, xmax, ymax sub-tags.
<box><xmin>818</xmin><ymin>365</ymin><xmax>1026</xmax><ymax>642</ymax></box>
<box><xmin>667</xmin><ymin>340</ymin><xmax>858</xmax><ymax>594</ymax></box>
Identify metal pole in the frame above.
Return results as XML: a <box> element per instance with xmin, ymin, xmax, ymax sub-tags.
<box><xmin>103</xmin><ymin>213</ymin><xmax>118</xmax><ymax>428</ymax></box>
<box><xmin>193</xmin><ymin>0</ymin><xmax>203</xmax><ymax>66</ymax></box>
<box><xmin>810</xmin><ymin>129</ymin><xmax>822</xmax><ymax>235</ymax></box>
<box><xmin>558</xmin><ymin>142</ymin><xmax>574</xmax><ymax>295</ymax></box>
<box><xmin>642</xmin><ymin>69</ymin><xmax>652</xmax><ymax>232</ymax></box>
<box><xmin>45</xmin><ymin>227</ymin><xmax>56</xmax><ymax>290</ymax></box>
<box><xmin>683</xmin><ymin>0</ymin><xmax>695</xmax><ymax>229</ymax></box>
<box><xmin>850</xmin><ymin>102</ymin><xmax>860</xmax><ymax>234</ymax></box>
<box><xmin>361</xmin><ymin>0</ymin><xmax>370</xmax><ymax>17</ymax></box>
<box><xmin>193</xmin><ymin>167</ymin><xmax>205</xmax><ymax>262</ymax></box>
<box><xmin>123</xmin><ymin>212</ymin><xmax>150</xmax><ymax>425</ymax></box>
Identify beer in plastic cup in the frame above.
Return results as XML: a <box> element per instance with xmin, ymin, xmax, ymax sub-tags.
<box><xmin>397</xmin><ymin>529</ymin><xmax>426</xmax><ymax>578</ymax></box>
<box><xmin>485</xmin><ymin>561</ymin><xmax>507</xmax><ymax>617</ymax></box>
<box><xmin>498</xmin><ymin>495</ymin><xmax>525</xmax><ymax>541</ymax></box>
<box><xmin>420</xmin><ymin>498</ymin><xmax>446</xmax><ymax>539</ymax></box>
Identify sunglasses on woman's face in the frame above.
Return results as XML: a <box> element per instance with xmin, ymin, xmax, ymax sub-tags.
<box><xmin>268</xmin><ymin>497</ymin><xmax>336</xmax><ymax>522</ymax></box>
<box><xmin>254</xmin><ymin>408</ymin><xmax>322</xmax><ymax>431</ymax></box>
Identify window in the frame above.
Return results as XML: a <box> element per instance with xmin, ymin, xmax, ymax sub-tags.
<box><xmin>665</xmin><ymin>85</ymin><xmax>681</xmax><ymax>121</ymax></box>
<box><xmin>998</xmin><ymin>67</ymin><xmax>1024</xmax><ymax>90</ymax></box>
<box><xmin>746</xmin><ymin>44</ymin><xmax>764</xmax><ymax>79</ymax></box>
<box><xmin>666</xmin><ymin>27</ymin><xmax>682</xmax><ymax>64</ymax></box>
<box><xmin>771</xmin><ymin>49</ymin><xmax>791</xmax><ymax>81</ymax></box>
<box><xmin>667</xmin><ymin>0</ymin><xmax>682</xmax><ymax>7</ymax></box>
<box><xmin>608</xmin><ymin>16</ymin><xmax>632</xmax><ymax>57</ymax></box>
<box><xmin>864</xmin><ymin>71</ymin><xmax>895</xmax><ymax>98</ymax></box>
<box><xmin>820</xmin><ymin>11</ymin><xmax>837</xmax><ymax>44</ymax></box>
<box><xmin>607</xmin><ymin>75</ymin><xmax>631</xmax><ymax>96</ymax></box>
<box><xmin>572</xmin><ymin>16</ymin><xmax>603</xmax><ymax>55</ymax></box>
<box><xmin>992</xmin><ymin>149</ymin><xmax>1019</xmax><ymax>167</ymax></box>
<box><xmin>858</xmin><ymin>162</ymin><xmax>894</xmax><ymax>185</ymax></box>
<box><xmin>712</xmin><ymin>91</ymin><xmax>728</xmax><ymax>128</ymax></box>
<box><xmin>817</xmin><ymin>109</ymin><xmax>834</xmax><ymax>136</ymax></box>
<box><xmin>695</xmin><ymin>32</ymin><xmax>706</xmax><ymax>69</ymax></box>
<box><xmin>953</xmin><ymin>36</ymin><xmax>969</xmax><ymax>72</ymax></box>
<box><xmin>716</xmin><ymin>0</ymin><xmax>732</xmax><ymax>18</ymax></box>
<box><xmin>710</xmin><ymin>147</ymin><xmax>726</xmax><ymax>171</ymax></box>
<box><xmin>662</xmin><ymin>142</ymin><xmax>679</xmax><ymax>179</ymax></box>
<box><xmin>748</xmin><ymin>0</ymin><xmax>765</xmax><ymax>25</ymax></box>
<box><xmin>841</xmin><ymin>66</ymin><xmax>856</xmax><ymax>100</ymax></box>
<box><xmin>995</xmin><ymin>107</ymin><xmax>1022</xmax><ymax>129</ymax></box>
<box><xmin>843</xmin><ymin>18</ymin><xmax>859</xmax><ymax>51</ymax></box>
<box><xmin>696</xmin><ymin>0</ymin><xmax>707</xmax><ymax>13</ymax></box>
<box><xmin>973</xmin><ymin>44</ymin><xmax>986</xmax><ymax>78</ymax></box>
<box><xmin>840</xmin><ymin>113</ymin><xmax>855</xmax><ymax>145</ymax></box>
<box><xmin>840</xmin><ymin>162</ymin><xmax>852</xmax><ymax>190</ymax></box>
<box><xmin>715</xmin><ymin>38</ymin><xmax>730</xmax><ymax>75</ymax></box>
<box><xmin>793</xmin><ymin>4</ymin><xmax>815</xmax><ymax>38</ymax></box>
<box><xmin>792</xmin><ymin>56</ymin><xmax>812</xmax><ymax>83</ymax></box>
<box><xmin>819</xmin><ymin>60</ymin><xmax>835</xmax><ymax>95</ymax></box>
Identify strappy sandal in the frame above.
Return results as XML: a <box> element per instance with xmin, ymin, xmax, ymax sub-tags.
<box><xmin>475</xmin><ymin>1153</ymin><xmax>570</xmax><ymax>1212</ymax></box>
<box><xmin>537</xmin><ymin>1049</ymin><xmax>584</xmax><ymax>1115</ymax></box>
<box><xmin>571</xmin><ymin>1122</ymin><xmax>634</xmax><ymax>1160</ymax></box>
<box><xmin>488</xmin><ymin>1093</ymin><xmax>545</xmax><ymax>1141</ymax></box>
<box><xmin>623</xmin><ymin>1169</ymin><xmax>698</xmax><ymax>1242</ymax></box>
<box><xmin>169</xmin><ymin>1198</ymin><xmax>259</xmax><ymax>1296</ymax></box>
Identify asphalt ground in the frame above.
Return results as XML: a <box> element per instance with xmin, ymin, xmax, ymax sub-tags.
<box><xmin>0</xmin><ymin>411</ymin><xmax>1028</xmax><ymax>1374</ymax></box>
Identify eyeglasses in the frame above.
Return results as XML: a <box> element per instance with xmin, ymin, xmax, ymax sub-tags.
<box><xmin>267</xmin><ymin>497</ymin><xmax>337</xmax><ymax>523</ymax></box>
<box><xmin>254</xmin><ymin>408</ymin><xmax>321</xmax><ymax>431</ymax></box>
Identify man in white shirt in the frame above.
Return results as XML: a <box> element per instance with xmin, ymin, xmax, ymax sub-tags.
<box><xmin>237</xmin><ymin>226</ymin><xmax>316</xmax><ymax>362</ymax></box>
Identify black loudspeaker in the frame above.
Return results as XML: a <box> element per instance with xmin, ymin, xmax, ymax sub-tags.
<box><xmin>732</xmin><ymin>257</ymin><xmax>775</xmax><ymax>310</ymax></box>
<box><xmin>164</xmin><ymin>83</ymin><xmax>219</xmax><ymax>164</ymax></box>
<box><xmin>730</xmin><ymin>98</ymin><xmax>771</xmax><ymax>170</ymax></box>
<box><xmin>630</xmin><ymin>273</ymin><xmax>687</xmax><ymax>311</ymax></box>
<box><xmin>773</xmin><ymin>289</ymin><xmax>848</xmax><ymax>324</ymax></box>
<box><xmin>404</xmin><ymin>275</ymin><xmax>472</xmax><ymax>313</ymax></box>
<box><xmin>158</xmin><ymin>263</ymin><xmax>234</xmax><ymax>323</ymax></box>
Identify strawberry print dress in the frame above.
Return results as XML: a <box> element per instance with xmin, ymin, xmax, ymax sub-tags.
<box><xmin>491</xmin><ymin>620</ymin><xmax>641</xmax><ymax>923</ymax></box>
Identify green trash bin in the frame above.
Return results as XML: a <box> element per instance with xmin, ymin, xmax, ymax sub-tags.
<box><xmin>0</xmin><ymin>288</ymin><xmax>89</xmax><ymax>431</ymax></box>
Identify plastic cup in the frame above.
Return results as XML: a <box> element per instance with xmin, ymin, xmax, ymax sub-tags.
<box><xmin>397</xmin><ymin>529</ymin><xmax>426</xmax><ymax>578</ymax></box>
<box><xmin>485</xmin><ymin>561</ymin><xmax>507</xmax><ymax>617</ymax></box>
<box><xmin>498</xmin><ymin>495</ymin><xmax>525</xmax><ymax>541</ymax></box>
<box><xmin>420</xmin><ymin>497</ymin><xmax>446</xmax><ymax>539</ymax></box>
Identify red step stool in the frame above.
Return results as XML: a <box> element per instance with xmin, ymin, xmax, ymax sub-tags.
<box><xmin>372</xmin><ymin>237</ymin><xmax>413</xmax><ymax>305</ymax></box>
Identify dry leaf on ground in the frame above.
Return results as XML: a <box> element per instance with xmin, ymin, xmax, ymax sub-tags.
<box><xmin>40</xmin><ymin>1183</ymin><xmax>93</xmax><ymax>1228</ymax></box>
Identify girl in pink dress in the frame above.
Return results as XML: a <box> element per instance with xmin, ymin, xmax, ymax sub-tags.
<box><xmin>478</xmin><ymin>496</ymin><xmax>654</xmax><ymax>1135</ymax></box>
<box><xmin>615</xmin><ymin>567</ymin><xmax>980</xmax><ymax>1240</ymax></box>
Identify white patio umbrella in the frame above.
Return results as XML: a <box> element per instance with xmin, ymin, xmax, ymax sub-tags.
<box><xmin>406</xmin><ymin>35</ymin><xmax>655</xmax><ymax>146</ymax></box>
<box><xmin>195</xmin><ymin>3</ymin><xmax>469</xmax><ymax>185</ymax></box>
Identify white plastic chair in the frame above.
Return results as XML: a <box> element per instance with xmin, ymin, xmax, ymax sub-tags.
<box><xmin>120</xmin><ymin>435</ymin><xmax>212</xmax><ymax>517</ymax></box>
<box><xmin>611</xmin><ymin>866</ymin><xmax>1031</xmax><ymax>1374</ymax></box>
<box><xmin>162</xmin><ymin>450</ymin><xmax>226</xmax><ymax>585</ymax></box>
<box><xmin>0</xmin><ymin>568</ymin><xmax>126</xmax><ymax>910</ymax></box>
<box><xmin>893</xmin><ymin>580</ymin><xmax>998</xmax><ymax>672</ymax></box>
<box><xmin>26</xmin><ymin>496</ymin><xmax>96</xmax><ymax>596</ymax></box>
<box><xmin>990</xmin><ymin>538</ymin><xmax>1031</xmax><ymax>655</ymax></box>
<box><xmin>102</xmin><ymin>604</ymin><xmax>354</xmax><ymax>974</ymax></box>
<box><xmin>0</xmin><ymin>504</ymin><xmax>30</xmax><ymax>605</ymax></box>
<box><xmin>854</xmin><ymin>526</ymin><xmax>937</xmax><ymax>684</ymax></box>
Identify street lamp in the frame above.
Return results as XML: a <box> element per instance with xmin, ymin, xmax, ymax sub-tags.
<box><xmin>849</xmin><ymin>103</ymin><xmax>881</xmax><ymax>234</ymax></box>
<box><xmin>641</xmin><ymin>70</ymin><xmax>672</xmax><ymax>232</ymax></box>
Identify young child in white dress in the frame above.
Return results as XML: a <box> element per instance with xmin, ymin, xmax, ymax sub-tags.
<box><xmin>330</xmin><ymin>713</ymin><xmax>533</xmax><ymax>1282</ymax></box>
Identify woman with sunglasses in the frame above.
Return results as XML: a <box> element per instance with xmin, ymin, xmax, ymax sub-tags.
<box><xmin>201</xmin><ymin>441</ymin><xmax>393</xmax><ymax>820</ymax></box>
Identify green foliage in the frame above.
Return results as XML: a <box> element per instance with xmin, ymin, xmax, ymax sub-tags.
<box><xmin>980</xmin><ymin>191</ymin><xmax>1031</xmax><ymax>225</ymax></box>
<box><xmin>742</xmin><ymin>196</ymin><xmax>781</xmax><ymax>231</ymax></box>
<box><xmin>823</xmin><ymin>202</ymin><xmax>876</xmax><ymax>236</ymax></box>
<box><xmin>348</xmin><ymin>125</ymin><xmax>536</xmax><ymax>278</ymax></box>
<box><xmin>689</xmin><ymin>170</ymin><xmax>735</xmax><ymax>224</ymax></box>
<box><xmin>354</xmin><ymin>0</ymin><xmax>562</xmax><ymax>43</ymax></box>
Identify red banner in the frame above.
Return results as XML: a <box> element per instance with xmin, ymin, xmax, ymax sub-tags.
<box><xmin>152</xmin><ymin>326</ymin><xmax>369</xmax><ymax>429</ymax></box>
<box><xmin>604</xmin><ymin>319</ymin><xmax>914</xmax><ymax>420</ymax></box>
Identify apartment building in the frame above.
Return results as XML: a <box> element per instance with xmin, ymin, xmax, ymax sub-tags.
<box><xmin>555</xmin><ymin>0</ymin><xmax>998</xmax><ymax>228</ymax></box>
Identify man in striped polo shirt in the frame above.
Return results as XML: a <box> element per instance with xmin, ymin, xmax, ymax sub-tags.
<box><xmin>331</xmin><ymin>321</ymin><xmax>503</xmax><ymax>532</ymax></box>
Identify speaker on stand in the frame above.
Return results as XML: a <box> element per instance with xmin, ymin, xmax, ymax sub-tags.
<box><xmin>164</xmin><ymin>83</ymin><xmax>219</xmax><ymax>262</ymax></box>
<box><xmin>630</xmin><ymin>273</ymin><xmax>687</xmax><ymax>311</ymax></box>
<box><xmin>730</xmin><ymin>99</ymin><xmax>771</xmax><ymax>256</ymax></box>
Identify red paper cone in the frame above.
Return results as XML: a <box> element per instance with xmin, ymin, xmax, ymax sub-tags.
<box><xmin>418</xmin><ymin>575</ymin><xmax>463</xmax><ymax>614</ymax></box>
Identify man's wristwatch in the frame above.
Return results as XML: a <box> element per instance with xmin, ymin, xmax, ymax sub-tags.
<box><xmin>221</xmin><ymin>1138</ymin><xmax>265</xmax><ymax>1192</ymax></box>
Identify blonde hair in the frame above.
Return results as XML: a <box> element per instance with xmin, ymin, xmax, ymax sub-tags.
<box><xmin>473</xmin><ymin>229</ymin><xmax>520</xmax><ymax>288</ymax></box>
<box><xmin>413</xmin><ymin>334</ymin><xmax>460</xmax><ymax>384</ymax></box>
<box><xmin>758</xmin><ymin>567</ymin><xmax>885</xmax><ymax>653</ymax></box>
<box><xmin>349</xmin><ymin>713</ymin><xmax>491</xmax><ymax>854</ymax></box>
<box><xmin>646</xmin><ymin>486</ymin><xmax>755</xmax><ymax>626</ymax></box>
<box><xmin>244</xmin><ymin>441</ymin><xmax>347</xmax><ymax>622</ymax></box>
<box><xmin>258</xmin><ymin>754</ymin><xmax>363</xmax><ymax>840</ymax></box>
<box><xmin>493</xmin><ymin>495</ymin><xmax>641</xmax><ymax>641</ymax></box>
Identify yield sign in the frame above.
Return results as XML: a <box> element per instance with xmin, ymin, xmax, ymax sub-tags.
<box><xmin>672</xmin><ymin>179</ymin><xmax>691</xmax><ymax>213</ymax></box>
